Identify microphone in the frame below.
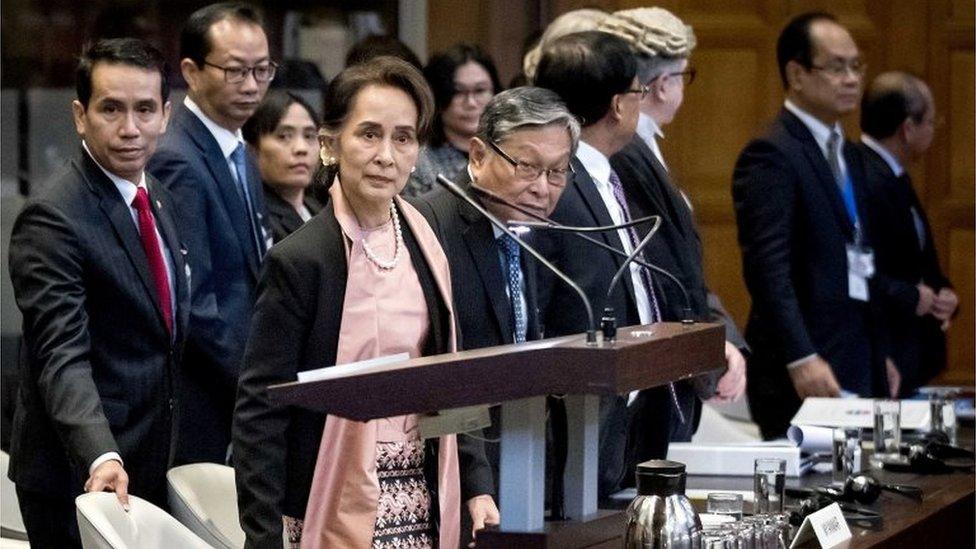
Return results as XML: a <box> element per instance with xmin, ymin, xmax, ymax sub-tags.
<box><xmin>470</xmin><ymin>183</ymin><xmax>692</xmax><ymax>425</ymax></box>
<box><xmin>435</xmin><ymin>175</ymin><xmax>599</xmax><ymax>345</ymax></box>
<box><xmin>470</xmin><ymin>183</ymin><xmax>696</xmax><ymax>324</ymax></box>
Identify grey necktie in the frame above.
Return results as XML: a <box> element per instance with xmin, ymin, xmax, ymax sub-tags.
<box><xmin>826</xmin><ymin>130</ymin><xmax>844</xmax><ymax>189</ymax></box>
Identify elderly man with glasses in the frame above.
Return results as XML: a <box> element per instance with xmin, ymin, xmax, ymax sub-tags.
<box><xmin>148</xmin><ymin>2</ymin><xmax>274</xmax><ymax>465</ymax></box>
<box><xmin>413</xmin><ymin>86</ymin><xmax>579</xmax><ymax>537</ymax></box>
<box><xmin>600</xmin><ymin>7</ymin><xmax>749</xmax><ymax>446</ymax></box>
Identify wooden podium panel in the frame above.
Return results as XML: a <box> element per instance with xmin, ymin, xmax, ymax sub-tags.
<box><xmin>267</xmin><ymin>321</ymin><xmax>725</xmax><ymax>542</ymax></box>
<box><xmin>269</xmin><ymin>322</ymin><xmax>725</xmax><ymax>420</ymax></box>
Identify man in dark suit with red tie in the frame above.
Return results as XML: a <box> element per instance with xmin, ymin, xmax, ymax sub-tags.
<box><xmin>857</xmin><ymin>72</ymin><xmax>958</xmax><ymax>395</ymax></box>
<box><xmin>148</xmin><ymin>2</ymin><xmax>272</xmax><ymax>464</ymax></box>
<box><xmin>7</xmin><ymin>38</ymin><xmax>188</xmax><ymax>547</ymax></box>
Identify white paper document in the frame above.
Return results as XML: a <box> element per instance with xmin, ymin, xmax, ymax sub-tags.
<box><xmin>667</xmin><ymin>443</ymin><xmax>812</xmax><ymax>477</ymax></box>
<box><xmin>790</xmin><ymin>398</ymin><xmax>930</xmax><ymax>430</ymax></box>
<box><xmin>296</xmin><ymin>352</ymin><xmax>411</xmax><ymax>383</ymax></box>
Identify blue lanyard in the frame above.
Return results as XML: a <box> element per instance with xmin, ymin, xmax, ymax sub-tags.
<box><xmin>840</xmin><ymin>172</ymin><xmax>862</xmax><ymax>243</ymax></box>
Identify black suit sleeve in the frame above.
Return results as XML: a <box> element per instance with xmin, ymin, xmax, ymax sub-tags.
<box><xmin>233</xmin><ymin>249</ymin><xmax>310</xmax><ymax>548</ymax></box>
<box><xmin>150</xmin><ymin>150</ymin><xmax>239</xmax><ymax>389</ymax></box>
<box><xmin>733</xmin><ymin>140</ymin><xmax>817</xmax><ymax>363</ymax></box>
<box><xmin>8</xmin><ymin>201</ymin><xmax>119</xmax><ymax>474</ymax></box>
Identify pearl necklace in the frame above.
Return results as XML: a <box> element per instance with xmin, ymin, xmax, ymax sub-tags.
<box><xmin>361</xmin><ymin>201</ymin><xmax>403</xmax><ymax>270</ymax></box>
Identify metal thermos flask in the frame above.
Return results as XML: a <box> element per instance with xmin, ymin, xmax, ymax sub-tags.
<box><xmin>624</xmin><ymin>459</ymin><xmax>702</xmax><ymax>548</ymax></box>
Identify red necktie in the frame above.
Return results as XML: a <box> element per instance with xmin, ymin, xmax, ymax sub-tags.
<box><xmin>133</xmin><ymin>187</ymin><xmax>173</xmax><ymax>335</ymax></box>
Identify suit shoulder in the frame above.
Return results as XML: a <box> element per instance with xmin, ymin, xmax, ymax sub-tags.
<box><xmin>267</xmin><ymin>211</ymin><xmax>340</xmax><ymax>266</ymax></box>
<box><xmin>25</xmin><ymin>161</ymin><xmax>93</xmax><ymax>213</ymax></box>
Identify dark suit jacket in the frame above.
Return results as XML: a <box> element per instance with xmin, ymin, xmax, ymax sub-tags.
<box><xmin>148</xmin><ymin>103</ymin><xmax>269</xmax><ymax>463</ymax></box>
<box><xmin>413</xmin><ymin>176</ymin><xmax>543</xmax><ymax>503</ymax></box>
<box><xmin>541</xmin><ymin>156</ymin><xmax>672</xmax><ymax>499</ymax></box>
<box><xmin>732</xmin><ymin>108</ymin><xmax>888</xmax><ymax>438</ymax></box>
<box><xmin>233</xmin><ymin>201</ymin><xmax>493</xmax><ymax>549</ymax></box>
<box><xmin>611</xmin><ymin>136</ymin><xmax>746</xmax><ymax>440</ymax></box>
<box><xmin>7</xmin><ymin>148</ymin><xmax>189</xmax><ymax>504</ymax></box>
<box><xmin>858</xmin><ymin>142</ymin><xmax>950</xmax><ymax>393</ymax></box>
<box><xmin>262</xmin><ymin>185</ymin><xmax>323</xmax><ymax>244</ymax></box>
<box><xmin>413</xmin><ymin>175</ymin><xmax>542</xmax><ymax>351</ymax></box>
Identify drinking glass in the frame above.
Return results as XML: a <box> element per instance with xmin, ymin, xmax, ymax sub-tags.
<box><xmin>753</xmin><ymin>458</ymin><xmax>786</xmax><ymax>515</ymax></box>
<box><xmin>872</xmin><ymin>399</ymin><xmax>901</xmax><ymax>465</ymax></box>
<box><xmin>929</xmin><ymin>393</ymin><xmax>958</xmax><ymax>445</ymax></box>
<box><xmin>831</xmin><ymin>428</ymin><xmax>861</xmax><ymax>484</ymax></box>
<box><xmin>707</xmin><ymin>492</ymin><xmax>745</xmax><ymax>521</ymax></box>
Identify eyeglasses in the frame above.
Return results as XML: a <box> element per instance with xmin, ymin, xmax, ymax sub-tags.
<box><xmin>624</xmin><ymin>83</ymin><xmax>650</xmax><ymax>100</ymax></box>
<box><xmin>664</xmin><ymin>67</ymin><xmax>697</xmax><ymax>86</ymax></box>
<box><xmin>808</xmin><ymin>60</ymin><xmax>866</xmax><ymax>78</ymax></box>
<box><xmin>488</xmin><ymin>139</ymin><xmax>574</xmax><ymax>186</ymax></box>
<box><xmin>203</xmin><ymin>60</ymin><xmax>278</xmax><ymax>83</ymax></box>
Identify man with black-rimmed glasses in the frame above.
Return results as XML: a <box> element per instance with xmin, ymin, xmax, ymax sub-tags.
<box><xmin>148</xmin><ymin>2</ymin><xmax>273</xmax><ymax>466</ymax></box>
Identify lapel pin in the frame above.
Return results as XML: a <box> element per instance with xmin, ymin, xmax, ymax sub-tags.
<box><xmin>156</xmin><ymin>200</ymin><xmax>162</xmax><ymax>209</ymax></box>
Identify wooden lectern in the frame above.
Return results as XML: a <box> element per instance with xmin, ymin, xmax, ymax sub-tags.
<box><xmin>270</xmin><ymin>321</ymin><xmax>725</xmax><ymax>547</ymax></box>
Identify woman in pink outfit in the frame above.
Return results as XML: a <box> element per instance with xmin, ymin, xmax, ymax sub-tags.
<box><xmin>233</xmin><ymin>56</ymin><xmax>498</xmax><ymax>549</ymax></box>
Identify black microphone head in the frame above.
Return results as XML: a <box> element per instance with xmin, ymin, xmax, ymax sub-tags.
<box><xmin>601</xmin><ymin>307</ymin><xmax>617</xmax><ymax>342</ymax></box>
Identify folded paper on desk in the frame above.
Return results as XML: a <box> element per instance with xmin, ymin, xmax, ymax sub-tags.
<box><xmin>297</xmin><ymin>352</ymin><xmax>411</xmax><ymax>383</ymax></box>
<box><xmin>788</xmin><ymin>425</ymin><xmax>834</xmax><ymax>454</ymax></box>
<box><xmin>790</xmin><ymin>397</ymin><xmax>930</xmax><ymax>430</ymax></box>
<box><xmin>667</xmin><ymin>443</ymin><xmax>813</xmax><ymax>477</ymax></box>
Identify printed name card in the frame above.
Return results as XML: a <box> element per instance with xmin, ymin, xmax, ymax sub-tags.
<box><xmin>790</xmin><ymin>502</ymin><xmax>852</xmax><ymax>549</ymax></box>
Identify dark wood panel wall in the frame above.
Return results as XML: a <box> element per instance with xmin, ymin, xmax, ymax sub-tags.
<box><xmin>428</xmin><ymin>0</ymin><xmax>975</xmax><ymax>385</ymax></box>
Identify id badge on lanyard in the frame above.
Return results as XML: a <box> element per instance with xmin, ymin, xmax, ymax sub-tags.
<box><xmin>847</xmin><ymin>225</ymin><xmax>874</xmax><ymax>302</ymax></box>
<box><xmin>842</xmin><ymin>176</ymin><xmax>873</xmax><ymax>302</ymax></box>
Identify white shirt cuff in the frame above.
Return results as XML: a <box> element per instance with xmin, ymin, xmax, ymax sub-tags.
<box><xmin>786</xmin><ymin>353</ymin><xmax>818</xmax><ymax>370</ymax></box>
<box><xmin>89</xmin><ymin>452</ymin><xmax>123</xmax><ymax>475</ymax></box>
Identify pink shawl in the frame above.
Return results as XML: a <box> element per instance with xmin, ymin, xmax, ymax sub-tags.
<box><xmin>300</xmin><ymin>183</ymin><xmax>461</xmax><ymax>548</ymax></box>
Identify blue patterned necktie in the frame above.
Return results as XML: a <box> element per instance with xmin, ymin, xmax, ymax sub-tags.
<box><xmin>608</xmin><ymin>169</ymin><xmax>661</xmax><ymax>322</ymax></box>
<box><xmin>498</xmin><ymin>234</ymin><xmax>527</xmax><ymax>343</ymax></box>
<box><xmin>231</xmin><ymin>143</ymin><xmax>265</xmax><ymax>259</ymax></box>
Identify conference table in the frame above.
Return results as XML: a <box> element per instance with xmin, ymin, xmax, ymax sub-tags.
<box><xmin>479</xmin><ymin>427</ymin><xmax>976</xmax><ymax>548</ymax></box>
<box><xmin>685</xmin><ymin>458</ymin><xmax>975</xmax><ymax>547</ymax></box>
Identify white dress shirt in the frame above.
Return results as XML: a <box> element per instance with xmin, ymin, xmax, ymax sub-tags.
<box><xmin>82</xmin><ymin>141</ymin><xmax>176</xmax><ymax>475</ymax></box>
<box><xmin>860</xmin><ymin>134</ymin><xmax>904</xmax><ymax>177</ymax></box>
<box><xmin>784</xmin><ymin>99</ymin><xmax>849</xmax><ymax>181</ymax></box>
<box><xmin>636</xmin><ymin>113</ymin><xmax>668</xmax><ymax>171</ymax></box>
<box><xmin>575</xmin><ymin>140</ymin><xmax>654</xmax><ymax>327</ymax></box>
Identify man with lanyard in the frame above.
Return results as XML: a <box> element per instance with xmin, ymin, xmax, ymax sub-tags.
<box><xmin>732</xmin><ymin>12</ymin><xmax>893</xmax><ymax>439</ymax></box>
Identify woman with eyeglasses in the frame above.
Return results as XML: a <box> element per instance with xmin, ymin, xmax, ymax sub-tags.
<box><xmin>403</xmin><ymin>44</ymin><xmax>503</xmax><ymax>197</ymax></box>
<box><xmin>242</xmin><ymin>91</ymin><xmax>323</xmax><ymax>243</ymax></box>
<box><xmin>234</xmin><ymin>56</ymin><xmax>497</xmax><ymax>549</ymax></box>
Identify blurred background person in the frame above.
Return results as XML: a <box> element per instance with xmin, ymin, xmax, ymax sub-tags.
<box><xmin>858</xmin><ymin>71</ymin><xmax>958</xmax><ymax>396</ymax></box>
<box><xmin>234</xmin><ymin>56</ymin><xmax>496</xmax><ymax>548</ymax></box>
<box><xmin>404</xmin><ymin>44</ymin><xmax>502</xmax><ymax>197</ymax></box>
<box><xmin>243</xmin><ymin>90</ymin><xmax>323</xmax><ymax>243</ymax></box>
<box><xmin>732</xmin><ymin>12</ymin><xmax>888</xmax><ymax>440</ymax></box>
<box><xmin>344</xmin><ymin>33</ymin><xmax>423</xmax><ymax>71</ymax></box>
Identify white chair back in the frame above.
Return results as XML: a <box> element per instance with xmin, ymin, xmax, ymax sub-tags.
<box><xmin>166</xmin><ymin>463</ymin><xmax>244</xmax><ymax>549</ymax></box>
<box><xmin>0</xmin><ymin>450</ymin><xmax>28</xmax><ymax>542</ymax></box>
<box><xmin>75</xmin><ymin>492</ymin><xmax>210</xmax><ymax>549</ymax></box>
